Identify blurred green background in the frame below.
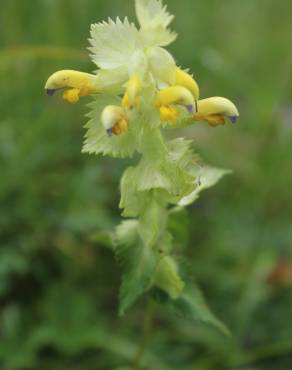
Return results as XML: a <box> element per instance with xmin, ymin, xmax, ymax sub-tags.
<box><xmin>1</xmin><ymin>0</ymin><xmax>292</xmax><ymax>369</ymax></box>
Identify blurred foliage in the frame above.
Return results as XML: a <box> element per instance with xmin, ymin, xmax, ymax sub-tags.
<box><xmin>1</xmin><ymin>0</ymin><xmax>292</xmax><ymax>369</ymax></box>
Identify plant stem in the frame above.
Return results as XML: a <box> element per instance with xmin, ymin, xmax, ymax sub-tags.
<box><xmin>132</xmin><ymin>300</ymin><xmax>154</xmax><ymax>370</ymax></box>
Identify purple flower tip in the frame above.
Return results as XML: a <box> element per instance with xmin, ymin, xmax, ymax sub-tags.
<box><xmin>187</xmin><ymin>105</ymin><xmax>194</xmax><ymax>113</ymax></box>
<box><xmin>229</xmin><ymin>116</ymin><xmax>238</xmax><ymax>124</ymax></box>
<box><xmin>106</xmin><ymin>128</ymin><xmax>113</xmax><ymax>137</ymax></box>
<box><xmin>46</xmin><ymin>89</ymin><xmax>55</xmax><ymax>96</ymax></box>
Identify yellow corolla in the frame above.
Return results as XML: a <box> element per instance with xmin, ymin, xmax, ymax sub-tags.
<box><xmin>193</xmin><ymin>97</ymin><xmax>239</xmax><ymax>126</ymax></box>
<box><xmin>122</xmin><ymin>74</ymin><xmax>142</xmax><ymax>110</ymax></box>
<box><xmin>155</xmin><ymin>85</ymin><xmax>195</xmax><ymax>123</ymax></box>
<box><xmin>156</xmin><ymin>86</ymin><xmax>195</xmax><ymax>111</ymax></box>
<box><xmin>175</xmin><ymin>68</ymin><xmax>200</xmax><ymax>100</ymax></box>
<box><xmin>45</xmin><ymin>70</ymin><xmax>98</xmax><ymax>103</ymax></box>
<box><xmin>101</xmin><ymin>105</ymin><xmax>128</xmax><ymax>136</ymax></box>
<box><xmin>159</xmin><ymin>105</ymin><xmax>178</xmax><ymax>123</ymax></box>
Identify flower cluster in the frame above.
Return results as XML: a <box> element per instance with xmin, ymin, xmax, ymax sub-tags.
<box><xmin>45</xmin><ymin>0</ymin><xmax>238</xmax><ymax>326</ymax></box>
<box><xmin>45</xmin><ymin>0</ymin><xmax>238</xmax><ymax>139</ymax></box>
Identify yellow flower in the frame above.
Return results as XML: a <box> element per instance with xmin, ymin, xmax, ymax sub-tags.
<box><xmin>62</xmin><ymin>88</ymin><xmax>81</xmax><ymax>104</ymax></box>
<box><xmin>122</xmin><ymin>74</ymin><xmax>142</xmax><ymax>109</ymax></box>
<box><xmin>45</xmin><ymin>70</ymin><xmax>98</xmax><ymax>103</ymax></box>
<box><xmin>175</xmin><ymin>68</ymin><xmax>200</xmax><ymax>100</ymax></box>
<box><xmin>159</xmin><ymin>105</ymin><xmax>178</xmax><ymax>123</ymax></box>
<box><xmin>155</xmin><ymin>85</ymin><xmax>195</xmax><ymax>122</ymax></box>
<box><xmin>101</xmin><ymin>105</ymin><xmax>128</xmax><ymax>136</ymax></box>
<box><xmin>45</xmin><ymin>0</ymin><xmax>239</xmax><ymax>136</ymax></box>
<box><xmin>192</xmin><ymin>97</ymin><xmax>239</xmax><ymax>126</ymax></box>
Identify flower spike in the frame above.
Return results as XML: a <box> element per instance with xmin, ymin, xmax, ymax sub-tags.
<box><xmin>44</xmin><ymin>0</ymin><xmax>240</xmax><ymax>328</ymax></box>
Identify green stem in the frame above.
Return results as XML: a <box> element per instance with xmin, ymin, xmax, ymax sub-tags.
<box><xmin>132</xmin><ymin>300</ymin><xmax>154</xmax><ymax>370</ymax></box>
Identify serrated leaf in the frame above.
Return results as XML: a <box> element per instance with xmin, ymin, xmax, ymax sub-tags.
<box><xmin>119</xmin><ymin>167</ymin><xmax>149</xmax><ymax>217</ymax></box>
<box><xmin>134</xmin><ymin>158</ymin><xmax>195</xmax><ymax>196</ymax></box>
<box><xmin>82</xmin><ymin>96</ymin><xmax>141</xmax><ymax>158</ymax></box>
<box><xmin>135</xmin><ymin>0</ymin><xmax>174</xmax><ymax>29</ymax></box>
<box><xmin>139</xmin><ymin>27</ymin><xmax>177</xmax><ymax>48</ymax></box>
<box><xmin>135</xmin><ymin>0</ymin><xmax>177</xmax><ymax>47</ymax></box>
<box><xmin>115</xmin><ymin>221</ymin><xmax>159</xmax><ymax>315</ymax></box>
<box><xmin>89</xmin><ymin>18</ymin><xmax>139</xmax><ymax>69</ymax></box>
<box><xmin>154</xmin><ymin>256</ymin><xmax>185</xmax><ymax>299</ymax></box>
<box><xmin>179</xmin><ymin>166</ymin><xmax>232</xmax><ymax>206</ymax></box>
<box><xmin>167</xmin><ymin>137</ymin><xmax>198</xmax><ymax>170</ymax></box>
<box><xmin>166</xmin><ymin>284</ymin><xmax>230</xmax><ymax>336</ymax></box>
<box><xmin>118</xmin><ymin>243</ymin><xmax>158</xmax><ymax>315</ymax></box>
<box><xmin>115</xmin><ymin>220</ymin><xmax>140</xmax><ymax>248</ymax></box>
<box><xmin>167</xmin><ymin>138</ymin><xmax>193</xmax><ymax>161</ymax></box>
<box><xmin>119</xmin><ymin>137</ymin><xmax>198</xmax><ymax>217</ymax></box>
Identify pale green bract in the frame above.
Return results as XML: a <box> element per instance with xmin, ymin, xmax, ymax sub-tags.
<box><xmin>82</xmin><ymin>0</ymin><xmax>231</xmax><ymax>334</ymax></box>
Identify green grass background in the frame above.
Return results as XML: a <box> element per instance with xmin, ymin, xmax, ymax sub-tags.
<box><xmin>1</xmin><ymin>0</ymin><xmax>292</xmax><ymax>369</ymax></box>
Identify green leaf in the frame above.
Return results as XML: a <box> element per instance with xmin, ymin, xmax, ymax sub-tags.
<box><xmin>115</xmin><ymin>221</ymin><xmax>159</xmax><ymax>315</ymax></box>
<box><xmin>138</xmin><ymin>193</ymin><xmax>167</xmax><ymax>248</ymax></box>
<box><xmin>115</xmin><ymin>220</ymin><xmax>140</xmax><ymax>247</ymax></box>
<box><xmin>119</xmin><ymin>145</ymin><xmax>196</xmax><ymax>217</ymax></box>
<box><xmin>154</xmin><ymin>256</ymin><xmax>185</xmax><ymax>299</ymax></box>
<box><xmin>82</xmin><ymin>97</ymin><xmax>141</xmax><ymax>158</ymax></box>
<box><xmin>179</xmin><ymin>166</ymin><xmax>232</xmax><ymax>206</ymax></box>
<box><xmin>167</xmin><ymin>206</ymin><xmax>190</xmax><ymax>248</ymax></box>
<box><xmin>119</xmin><ymin>167</ymin><xmax>149</xmax><ymax>217</ymax></box>
<box><xmin>167</xmin><ymin>137</ymin><xmax>197</xmax><ymax>169</ymax></box>
<box><xmin>133</xmin><ymin>157</ymin><xmax>195</xmax><ymax>196</ymax></box>
<box><xmin>165</xmin><ymin>284</ymin><xmax>230</xmax><ymax>336</ymax></box>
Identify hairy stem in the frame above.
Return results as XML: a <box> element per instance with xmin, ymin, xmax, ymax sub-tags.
<box><xmin>132</xmin><ymin>300</ymin><xmax>154</xmax><ymax>370</ymax></box>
